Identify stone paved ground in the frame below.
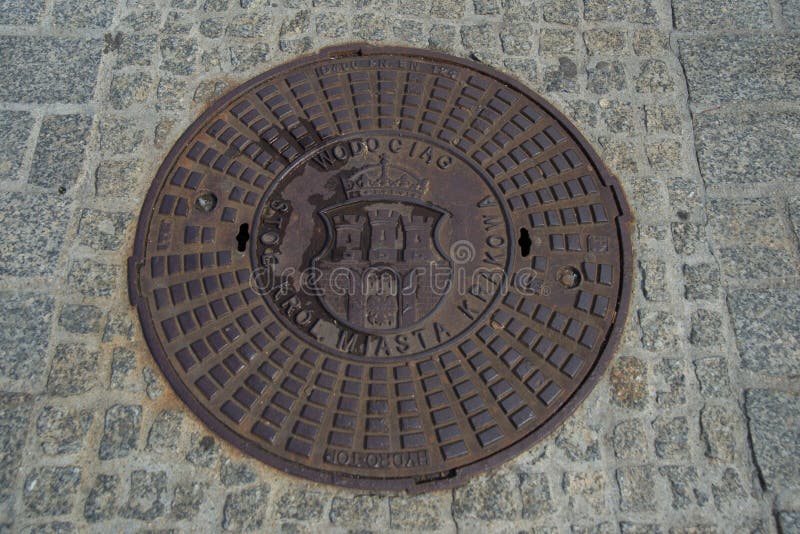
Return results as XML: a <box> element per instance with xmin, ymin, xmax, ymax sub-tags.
<box><xmin>0</xmin><ymin>0</ymin><xmax>798</xmax><ymax>532</ymax></box>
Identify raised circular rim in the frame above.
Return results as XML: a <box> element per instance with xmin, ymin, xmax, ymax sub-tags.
<box><xmin>128</xmin><ymin>43</ymin><xmax>633</xmax><ymax>492</ymax></box>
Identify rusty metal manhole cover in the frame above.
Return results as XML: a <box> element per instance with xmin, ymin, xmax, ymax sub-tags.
<box><xmin>129</xmin><ymin>45</ymin><xmax>632</xmax><ymax>491</ymax></box>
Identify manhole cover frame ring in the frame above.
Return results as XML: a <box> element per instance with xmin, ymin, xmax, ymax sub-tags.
<box><xmin>128</xmin><ymin>43</ymin><xmax>634</xmax><ymax>493</ymax></box>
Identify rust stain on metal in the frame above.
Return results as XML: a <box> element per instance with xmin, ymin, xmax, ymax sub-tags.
<box><xmin>129</xmin><ymin>44</ymin><xmax>633</xmax><ymax>491</ymax></box>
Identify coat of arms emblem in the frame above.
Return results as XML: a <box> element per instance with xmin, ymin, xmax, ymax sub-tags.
<box><xmin>312</xmin><ymin>155</ymin><xmax>452</xmax><ymax>334</ymax></box>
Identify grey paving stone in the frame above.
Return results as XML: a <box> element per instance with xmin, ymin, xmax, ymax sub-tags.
<box><xmin>693</xmin><ymin>357</ymin><xmax>731</xmax><ymax>398</ymax></box>
<box><xmin>95</xmin><ymin>160</ymin><xmax>142</xmax><ymax>198</ymax></box>
<box><xmin>392</xmin><ymin>20</ymin><xmax>426</xmax><ymax>47</ymax></box>
<box><xmin>0</xmin><ymin>192</ymin><xmax>70</xmax><ymax>276</ymax></box>
<box><xmin>612</xmin><ymin>419</ymin><xmax>648</xmax><ymax>461</ymax></box>
<box><xmin>790</xmin><ymin>197</ymin><xmax>800</xmax><ymax>242</ymax></box>
<box><xmin>103</xmin><ymin>311</ymin><xmax>133</xmax><ymax>344</ymax></box>
<box><xmin>587</xmin><ymin>61</ymin><xmax>626</xmax><ymax>94</ymax></box>
<box><xmin>672</xmin><ymin>0</ymin><xmax>771</xmax><ymax>30</ymax></box>
<box><xmin>0</xmin><ymin>37</ymin><xmax>102</xmax><ymax>104</ymax></box>
<box><xmin>461</xmin><ymin>23</ymin><xmax>499</xmax><ymax>51</ymax></box>
<box><xmin>700</xmin><ymin>405</ymin><xmax>736</xmax><ymax>463</ymax></box>
<box><xmin>501</xmin><ymin>22</ymin><xmax>534</xmax><ymax>55</ymax></box>
<box><xmin>216</xmin><ymin>459</ymin><xmax>253</xmax><ymax>488</ymax></box>
<box><xmin>99</xmin><ymin>116</ymin><xmax>145</xmax><ymax>155</ymax></box>
<box><xmin>159</xmin><ymin>37</ymin><xmax>198</xmax><ymax>75</ymax></box>
<box><xmin>783</xmin><ymin>0</ymin><xmax>800</xmax><ymax>28</ymax></box>
<box><xmin>46</xmin><ymin>343</ymin><xmax>100</xmax><ymax>396</ymax></box>
<box><xmin>58</xmin><ymin>304</ymin><xmax>105</xmax><ymax>334</ymax></box>
<box><xmin>142</xmin><ymin>367</ymin><xmax>163</xmax><ymax>399</ymax></box>
<box><xmin>635</xmin><ymin>59</ymin><xmax>674</xmax><ymax>93</ymax></box>
<box><xmin>53</xmin><ymin>0</ymin><xmax>116</xmax><ymax>28</ymax></box>
<box><xmin>562</xmin><ymin>470</ymin><xmax>606</xmax><ymax>514</ymax></box>
<box><xmin>711</xmin><ymin>468</ymin><xmax>746</xmax><ymax>510</ymax></box>
<box><xmin>503</xmin><ymin>58</ymin><xmax>537</xmax><ymax>83</ymax></box>
<box><xmin>555</xmin><ymin>419</ymin><xmax>601</xmax><ymax>461</ymax></box>
<box><xmin>146</xmin><ymin>410</ymin><xmax>183</xmax><ymax>451</ymax></box>
<box><xmin>98</xmin><ymin>404</ymin><xmax>142</xmax><ymax>460</ymax></box>
<box><xmin>229</xmin><ymin>43</ymin><xmax>271</xmax><ymax>71</ymax></box>
<box><xmin>601</xmin><ymin>101</ymin><xmax>638</xmax><ymax>134</ymax></box>
<box><xmin>473</xmin><ymin>0</ymin><xmax>499</xmax><ymax>14</ymax></box>
<box><xmin>571</xmin><ymin>523</ymin><xmax>615</xmax><ymax>534</ymax></box>
<box><xmin>29</xmin><ymin>114</ymin><xmax>92</xmax><ymax>190</ymax></box>
<box><xmin>646</xmin><ymin>139</ymin><xmax>682</xmax><ymax>174</ymax></box>
<box><xmin>109</xmin><ymin>347</ymin><xmax>137</xmax><ymax>390</ymax></box>
<box><xmin>0</xmin><ymin>292</ymin><xmax>54</xmax><ymax>381</ymax></box>
<box><xmin>0</xmin><ymin>110</ymin><xmax>33</xmax><ymax>181</ymax></box>
<box><xmin>19</xmin><ymin>520</ymin><xmax>78</xmax><ymax>533</ymax></box>
<box><xmin>695</xmin><ymin>109</ymin><xmax>800</xmax><ymax>185</ymax></box>
<box><xmin>0</xmin><ymin>0</ymin><xmax>46</xmax><ymax>24</ymax></box>
<box><xmin>316</xmin><ymin>13</ymin><xmax>349</xmax><ymax>38</ymax></box>
<box><xmin>276</xmin><ymin>489</ymin><xmax>326</xmax><ymax>520</ymax></box>
<box><xmin>186</xmin><ymin>434</ymin><xmax>220</xmax><ymax>467</ymax></box>
<box><xmin>519</xmin><ymin>472</ymin><xmax>555</xmax><ymax>520</ymax></box>
<box><xmin>632</xmin><ymin>28</ymin><xmax>668</xmax><ymax>55</ymax></box>
<box><xmin>683</xmin><ymin>263</ymin><xmax>720</xmax><ymax>300</ymax></box>
<box><xmin>543</xmin><ymin>57</ymin><xmax>578</xmax><ymax>93</ymax></box>
<box><xmin>222</xmin><ymin>485</ymin><xmax>269</xmax><ymax>531</ymax></box>
<box><xmin>540</xmin><ymin>29</ymin><xmax>577</xmax><ymax>55</ymax></box>
<box><xmin>543</xmin><ymin>0</ymin><xmax>579</xmax><ymax>23</ymax></box>
<box><xmin>163</xmin><ymin>10</ymin><xmax>195</xmax><ymax>34</ymax></box>
<box><xmin>689</xmin><ymin>309</ymin><xmax>724</xmax><ymax>347</ymax></box>
<box><xmin>583</xmin><ymin>30</ymin><xmax>625</xmax><ymax>55</ymax></box>
<box><xmin>453</xmin><ymin>470</ymin><xmax>520</xmax><ymax>520</ymax></box>
<box><xmin>583</xmin><ymin>0</ymin><xmax>657</xmax><ymax>23</ymax></box>
<box><xmin>598</xmin><ymin>137</ymin><xmax>638</xmax><ymax>175</ymax></box>
<box><xmin>431</xmin><ymin>0</ymin><xmax>467</xmax><ymax>17</ymax></box>
<box><xmin>171</xmin><ymin>481</ymin><xmax>205</xmax><ymax>520</ymax></box>
<box><xmin>23</xmin><ymin>466</ymin><xmax>81</xmax><ymax>516</ymax></box>
<box><xmin>609</xmin><ymin>356</ymin><xmax>647</xmax><ymax>408</ymax></box>
<box><xmin>330</xmin><ymin>495</ymin><xmax>384</xmax><ymax>525</ymax></box>
<box><xmin>388</xmin><ymin>494</ymin><xmax>447</xmax><ymax>530</ymax></box>
<box><xmin>84</xmin><ymin>474</ymin><xmax>118</xmax><ymax>523</ymax></box>
<box><xmin>67</xmin><ymin>260</ymin><xmax>118</xmax><ymax>298</ymax></box>
<box><xmin>0</xmin><ymin>394</ymin><xmax>33</xmax><ymax>506</ymax></box>
<box><xmin>121</xmin><ymin>470</ymin><xmax>167</xmax><ymax>520</ymax></box>
<box><xmin>620</xmin><ymin>523</ymin><xmax>663</xmax><ymax>534</ymax></box>
<box><xmin>729</xmin><ymin>289</ymin><xmax>800</xmax><ymax>376</ymax></box>
<box><xmin>655</xmin><ymin>358</ymin><xmax>687</xmax><ymax>407</ymax></box>
<box><xmin>36</xmin><ymin>406</ymin><xmax>93</xmax><ymax>455</ymax></box>
<box><xmin>659</xmin><ymin>466</ymin><xmax>705</xmax><ymax>510</ymax></box>
<box><xmin>778</xmin><ymin>511</ymin><xmax>800</xmax><ymax>534</ymax></box>
<box><xmin>639</xmin><ymin>310</ymin><xmax>679</xmax><ymax>351</ymax></box>
<box><xmin>616</xmin><ymin>466</ymin><xmax>656</xmax><ymax>512</ymax></box>
<box><xmin>77</xmin><ymin>209</ymin><xmax>133</xmax><ymax>251</ymax></box>
<box><xmin>745</xmin><ymin>389</ymin><xmax>799</xmax><ymax>491</ymax></box>
<box><xmin>645</xmin><ymin>104</ymin><xmax>682</xmax><ymax>134</ymax></box>
<box><xmin>639</xmin><ymin>259</ymin><xmax>667</xmax><ymax>302</ymax></box>
<box><xmin>108</xmin><ymin>72</ymin><xmax>153</xmax><ymax>110</ymax></box>
<box><xmin>398</xmin><ymin>0</ymin><xmax>428</xmax><ymax>15</ymax></box>
<box><xmin>115</xmin><ymin>34</ymin><xmax>158</xmax><ymax>67</ymax></box>
<box><xmin>670</xmin><ymin>222</ymin><xmax>704</xmax><ymax>255</ymax></box>
<box><xmin>680</xmin><ymin>35</ymin><xmax>800</xmax><ymax>105</ymax></box>
<box><xmin>653</xmin><ymin>416</ymin><xmax>689</xmax><ymax>460</ymax></box>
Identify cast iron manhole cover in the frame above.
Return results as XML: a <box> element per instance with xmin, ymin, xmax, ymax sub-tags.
<box><xmin>129</xmin><ymin>45</ymin><xmax>632</xmax><ymax>491</ymax></box>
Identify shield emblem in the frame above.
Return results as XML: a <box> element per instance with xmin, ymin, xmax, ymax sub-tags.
<box><xmin>311</xmin><ymin>162</ymin><xmax>452</xmax><ymax>334</ymax></box>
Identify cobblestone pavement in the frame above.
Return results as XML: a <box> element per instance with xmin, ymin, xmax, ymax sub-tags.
<box><xmin>0</xmin><ymin>0</ymin><xmax>798</xmax><ymax>532</ymax></box>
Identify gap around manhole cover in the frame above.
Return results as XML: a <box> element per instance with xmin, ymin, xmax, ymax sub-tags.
<box><xmin>129</xmin><ymin>44</ymin><xmax>633</xmax><ymax>492</ymax></box>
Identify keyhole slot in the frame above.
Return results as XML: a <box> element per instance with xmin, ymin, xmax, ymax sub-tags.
<box><xmin>518</xmin><ymin>228</ymin><xmax>532</xmax><ymax>257</ymax></box>
<box><xmin>236</xmin><ymin>223</ymin><xmax>250</xmax><ymax>252</ymax></box>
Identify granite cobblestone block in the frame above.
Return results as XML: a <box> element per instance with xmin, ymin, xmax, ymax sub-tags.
<box><xmin>0</xmin><ymin>37</ymin><xmax>102</xmax><ymax>103</ymax></box>
<box><xmin>680</xmin><ymin>35</ymin><xmax>800</xmax><ymax>104</ymax></box>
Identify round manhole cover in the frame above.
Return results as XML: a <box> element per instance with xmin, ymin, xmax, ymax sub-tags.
<box><xmin>129</xmin><ymin>45</ymin><xmax>632</xmax><ymax>491</ymax></box>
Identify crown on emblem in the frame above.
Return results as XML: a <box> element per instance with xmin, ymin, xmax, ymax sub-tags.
<box><xmin>340</xmin><ymin>155</ymin><xmax>428</xmax><ymax>200</ymax></box>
